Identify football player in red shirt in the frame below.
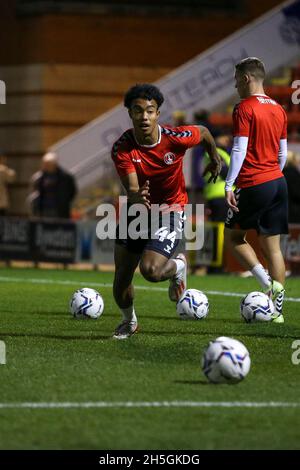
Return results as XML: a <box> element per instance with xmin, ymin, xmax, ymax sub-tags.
<box><xmin>225</xmin><ymin>57</ymin><xmax>288</xmax><ymax>323</ymax></box>
<box><xmin>111</xmin><ymin>83</ymin><xmax>221</xmax><ymax>339</ymax></box>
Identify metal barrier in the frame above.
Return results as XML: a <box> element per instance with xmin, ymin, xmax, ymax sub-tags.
<box><xmin>1</xmin><ymin>216</ymin><xmax>299</xmax><ymax>274</ymax></box>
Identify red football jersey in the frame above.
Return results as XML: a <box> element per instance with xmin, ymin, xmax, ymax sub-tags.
<box><xmin>233</xmin><ymin>94</ymin><xmax>287</xmax><ymax>188</ymax></box>
<box><xmin>111</xmin><ymin>125</ymin><xmax>201</xmax><ymax>207</ymax></box>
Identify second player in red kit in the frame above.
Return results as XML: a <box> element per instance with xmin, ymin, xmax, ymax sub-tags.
<box><xmin>225</xmin><ymin>57</ymin><xmax>288</xmax><ymax>323</ymax></box>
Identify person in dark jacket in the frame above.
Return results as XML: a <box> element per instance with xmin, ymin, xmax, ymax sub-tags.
<box><xmin>0</xmin><ymin>152</ymin><xmax>16</xmax><ymax>215</ymax></box>
<box><xmin>30</xmin><ymin>152</ymin><xmax>77</xmax><ymax>219</ymax></box>
<box><xmin>284</xmin><ymin>151</ymin><xmax>300</xmax><ymax>224</ymax></box>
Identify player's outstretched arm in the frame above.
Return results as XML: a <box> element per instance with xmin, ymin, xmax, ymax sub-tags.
<box><xmin>120</xmin><ymin>173</ymin><xmax>151</xmax><ymax>209</ymax></box>
<box><xmin>199</xmin><ymin>126</ymin><xmax>222</xmax><ymax>183</ymax></box>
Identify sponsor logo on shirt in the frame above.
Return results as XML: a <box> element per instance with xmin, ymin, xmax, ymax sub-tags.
<box><xmin>164</xmin><ymin>152</ymin><xmax>176</xmax><ymax>165</ymax></box>
<box><xmin>256</xmin><ymin>97</ymin><xmax>277</xmax><ymax>105</ymax></box>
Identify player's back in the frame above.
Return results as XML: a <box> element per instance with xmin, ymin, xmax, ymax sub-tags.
<box><xmin>235</xmin><ymin>94</ymin><xmax>287</xmax><ymax>188</ymax></box>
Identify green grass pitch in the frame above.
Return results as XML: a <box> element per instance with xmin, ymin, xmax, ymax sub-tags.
<box><xmin>0</xmin><ymin>267</ymin><xmax>300</xmax><ymax>450</ymax></box>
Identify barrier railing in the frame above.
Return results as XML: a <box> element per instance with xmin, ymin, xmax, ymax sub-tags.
<box><xmin>1</xmin><ymin>217</ymin><xmax>300</xmax><ymax>275</ymax></box>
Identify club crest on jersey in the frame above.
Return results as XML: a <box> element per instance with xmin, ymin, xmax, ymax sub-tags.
<box><xmin>164</xmin><ymin>152</ymin><xmax>176</xmax><ymax>165</ymax></box>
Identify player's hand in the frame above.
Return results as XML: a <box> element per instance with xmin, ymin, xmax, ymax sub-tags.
<box><xmin>226</xmin><ymin>190</ymin><xmax>239</xmax><ymax>213</ymax></box>
<box><xmin>202</xmin><ymin>157</ymin><xmax>222</xmax><ymax>183</ymax></box>
<box><xmin>128</xmin><ymin>180</ymin><xmax>151</xmax><ymax>209</ymax></box>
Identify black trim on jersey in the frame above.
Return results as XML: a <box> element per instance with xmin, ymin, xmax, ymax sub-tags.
<box><xmin>112</xmin><ymin>131</ymin><xmax>133</xmax><ymax>158</ymax></box>
<box><xmin>112</xmin><ymin>126</ymin><xmax>194</xmax><ymax>158</ymax></box>
<box><xmin>161</xmin><ymin>126</ymin><xmax>193</xmax><ymax>138</ymax></box>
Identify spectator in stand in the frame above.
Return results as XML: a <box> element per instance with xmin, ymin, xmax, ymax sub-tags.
<box><xmin>284</xmin><ymin>150</ymin><xmax>300</xmax><ymax>223</ymax></box>
<box><xmin>215</xmin><ymin>133</ymin><xmax>232</xmax><ymax>156</ymax></box>
<box><xmin>0</xmin><ymin>152</ymin><xmax>16</xmax><ymax>216</ymax></box>
<box><xmin>194</xmin><ymin>109</ymin><xmax>220</xmax><ymax>138</ymax></box>
<box><xmin>172</xmin><ymin>109</ymin><xmax>186</xmax><ymax>127</ymax></box>
<box><xmin>30</xmin><ymin>152</ymin><xmax>77</xmax><ymax>219</ymax></box>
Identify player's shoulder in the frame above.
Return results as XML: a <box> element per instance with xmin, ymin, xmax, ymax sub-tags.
<box><xmin>251</xmin><ymin>95</ymin><xmax>287</xmax><ymax>118</ymax></box>
<box><xmin>233</xmin><ymin>95</ymin><xmax>279</xmax><ymax>118</ymax></box>
<box><xmin>245</xmin><ymin>94</ymin><xmax>285</xmax><ymax>110</ymax></box>
<box><xmin>161</xmin><ymin>124</ymin><xmax>199</xmax><ymax>140</ymax></box>
<box><xmin>111</xmin><ymin>129</ymin><xmax>135</xmax><ymax>157</ymax></box>
<box><xmin>234</xmin><ymin>98</ymin><xmax>254</xmax><ymax>114</ymax></box>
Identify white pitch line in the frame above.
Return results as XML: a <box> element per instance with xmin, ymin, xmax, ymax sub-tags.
<box><xmin>0</xmin><ymin>401</ymin><xmax>299</xmax><ymax>409</ymax></box>
<box><xmin>0</xmin><ymin>275</ymin><xmax>299</xmax><ymax>302</ymax></box>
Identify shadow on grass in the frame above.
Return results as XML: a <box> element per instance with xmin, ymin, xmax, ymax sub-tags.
<box><xmin>139</xmin><ymin>315</ymin><xmax>178</xmax><ymax>321</ymax></box>
<box><xmin>1</xmin><ymin>325</ymin><xmax>299</xmax><ymax>343</ymax></box>
<box><xmin>32</xmin><ymin>311</ymin><xmax>68</xmax><ymax>316</ymax></box>
<box><xmin>2</xmin><ymin>309</ymin><xmax>120</xmax><ymax>319</ymax></box>
<box><xmin>0</xmin><ymin>332</ymin><xmax>111</xmax><ymax>341</ymax></box>
<box><xmin>3</xmin><ymin>309</ymin><xmax>68</xmax><ymax>316</ymax></box>
<box><xmin>174</xmin><ymin>380</ymin><xmax>210</xmax><ymax>385</ymax></box>
<box><xmin>140</xmin><ymin>329</ymin><xmax>300</xmax><ymax>340</ymax></box>
<box><xmin>5</xmin><ymin>309</ymin><xmax>129</xmax><ymax>321</ymax></box>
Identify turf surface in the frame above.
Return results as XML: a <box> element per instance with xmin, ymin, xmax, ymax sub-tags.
<box><xmin>0</xmin><ymin>267</ymin><xmax>299</xmax><ymax>449</ymax></box>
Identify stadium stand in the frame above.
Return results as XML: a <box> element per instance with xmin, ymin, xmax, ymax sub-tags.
<box><xmin>0</xmin><ymin>0</ymin><xmax>296</xmax><ymax>215</ymax></box>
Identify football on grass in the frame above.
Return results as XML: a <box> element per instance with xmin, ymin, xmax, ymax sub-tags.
<box><xmin>176</xmin><ymin>289</ymin><xmax>209</xmax><ymax>320</ymax></box>
<box><xmin>240</xmin><ymin>291</ymin><xmax>274</xmax><ymax>323</ymax></box>
<box><xmin>70</xmin><ymin>288</ymin><xmax>104</xmax><ymax>319</ymax></box>
<box><xmin>202</xmin><ymin>336</ymin><xmax>251</xmax><ymax>384</ymax></box>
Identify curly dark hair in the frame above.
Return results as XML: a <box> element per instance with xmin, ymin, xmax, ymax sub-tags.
<box><xmin>124</xmin><ymin>84</ymin><xmax>164</xmax><ymax>109</ymax></box>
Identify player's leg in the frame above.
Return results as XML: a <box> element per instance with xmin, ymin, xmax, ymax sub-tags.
<box><xmin>225</xmin><ymin>178</ymin><xmax>288</xmax><ymax>322</ymax></box>
<box><xmin>225</xmin><ymin>184</ymin><xmax>275</xmax><ymax>292</ymax></box>
<box><xmin>139</xmin><ymin>249</ymin><xmax>187</xmax><ymax>301</ymax></box>
<box><xmin>257</xmin><ymin>177</ymin><xmax>288</xmax><ymax>322</ymax></box>
<box><xmin>139</xmin><ymin>210</ymin><xmax>187</xmax><ymax>301</ymax></box>
<box><xmin>113</xmin><ymin>243</ymin><xmax>141</xmax><ymax>339</ymax></box>
<box><xmin>224</xmin><ymin>227</ymin><xmax>259</xmax><ymax>270</ymax></box>
<box><xmin>224</xmin><ymin>227</ymin><xmax>274</xmax><ymax>290</ymax></box>
<box><xmin>259</xmin><ymin>234</ymin><xmax>285</xmax><ymax>285</ymax></box>
<box><xmin>259</xmin><ymin>235</ymin><xmax>286</xmax><ymax>320</ymax></box>
<box><xmin>139</xmin><ymin>250</ymin><xmax>176</xmax><ymax>281</ymax></box>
